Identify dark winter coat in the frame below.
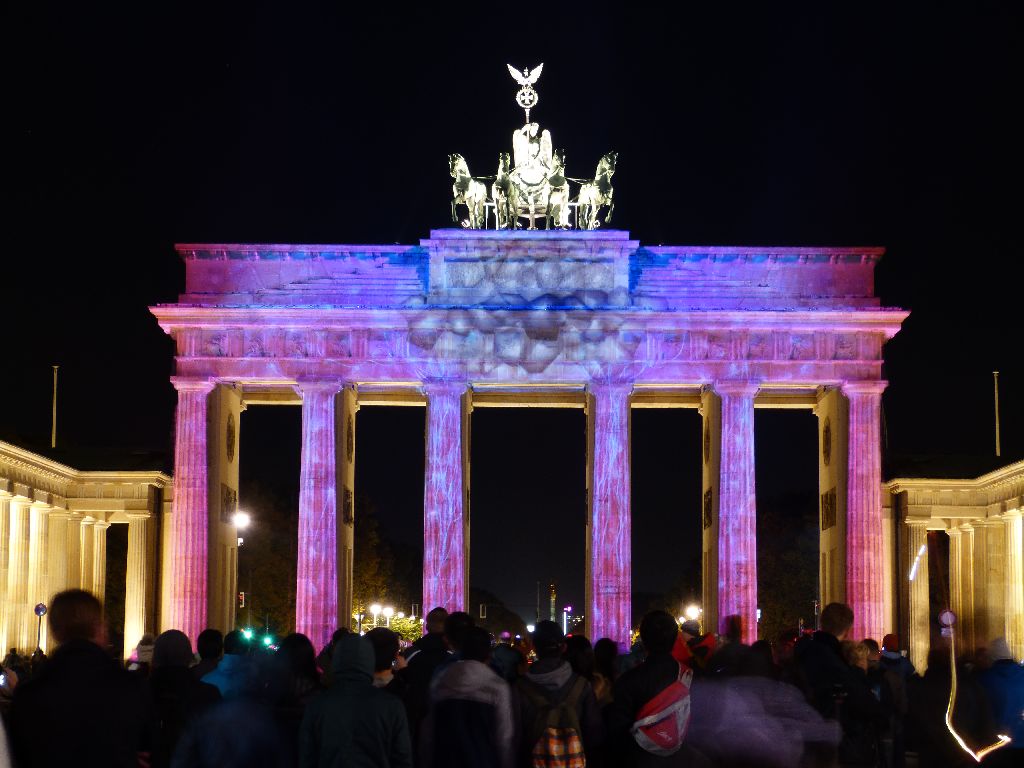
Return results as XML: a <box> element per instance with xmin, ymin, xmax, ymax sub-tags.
<box><xmin>794</xmin><ymin>632</ymin><xmax>885</xmax><ymax>767</ymax></box>
<box><xmin>399</xmin><ymin>631</ymin><xmax>451</xmax><ymax>753</ymax></box>
<box><xmin>421</xmin><ymin>658</ymin><xmax>514</xmax><ymax>768</ymax></box>
<box><xmin>516</xmin><ymin>657</ymin><xmax>604</xmax><ymax>767</ymax></box>
<box><xmin>8</xmin><ymin>639</ymin><xmax>154</xmax><ymax>768</ymax></box>
<box><xmin>299</xmin><ymin>634</ymin><xmax>413</xmax><ymax>768</ymax></box>
<box><xmin>977</xmin><ymin>658</ymin><xmax>1024</xmax><ymax>746</ymax></box>
<box><xmin>149</xmin><ymin>665</ymin><xmax>222</xmax><ymax>768</ymax></box>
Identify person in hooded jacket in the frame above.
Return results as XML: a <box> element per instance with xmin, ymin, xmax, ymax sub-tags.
<box><xmin>421</xmin><ymin>626</ymin><xmax>514</xmax><ymax>768</ymax></box>
<box><xmin>518</xmin><ymin>622</ymin><xmax>604</xmax><ymax>767</ymax></box>
<box><xmin>148</xmin><ymin>629</ymin><xmax>222</xmax><ymax>768</ymax></box>
<box><xmin>299</xmin><ymin>633</ymin><xmax>412</xmax><ymax>768</ymax></box>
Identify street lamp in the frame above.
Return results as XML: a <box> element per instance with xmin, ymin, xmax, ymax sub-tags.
<box><xmin>232</xmin><ymin>511</ymin><xmax>251</xmax><ymax>529</ymax></box>
<box><xmin>369</xmin><ymin>603</ymin><xmax>382</xmax><ymax>627</ymax></box>
<box><xmin>383</xmin><ymin>606</ymin><xmax>394</xmax><ymax>627</ymax></box>
<box><xmin>526</xmin><ymin>624</ymin><xmax>535</xmax><ymax>633</ymax></box>
<box><xmin>684</xmin><ymin>604</ymin><xmax>701</xmax><ymax>621</ymax></box>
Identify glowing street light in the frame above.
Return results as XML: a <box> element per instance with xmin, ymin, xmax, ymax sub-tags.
<box><xmin>526</xmin><ymin>624</ymin><xmax>535</xmax><ymax>633</ymax></box>
<box><xmin>396</xmin><ymin>612</ymin><xmax>405</xmax><ymax>619</ymax></box>
<box><xmin>369</xmin><ymin>603</ymin><xmax>382</xmax><ymax>627</ymax></box>
<box><xmin>383</xmin><ymin>606</ymin><xmax>395</xmax><ymax>627</ymax></box>
<box><xmin>232</xmin><ymin>511</ymin><xmax>251</xmax><ymax>529</ymax></box>
<box><xmin>684</xmin><ymin>604</ymin><xmax>701</xmax><ymax>621</ymax></box>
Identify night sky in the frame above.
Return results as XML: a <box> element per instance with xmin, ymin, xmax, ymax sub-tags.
<box><xmin>6</xmin><ymin>4</ymin><xmax>1022</xmax><ymax>625</ymax></box>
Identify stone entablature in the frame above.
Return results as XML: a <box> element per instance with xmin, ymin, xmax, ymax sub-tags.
<box><xmin>888</xmin><ymin>462</ymin><xmax>1024</xmax><ymax>521</ymax></box>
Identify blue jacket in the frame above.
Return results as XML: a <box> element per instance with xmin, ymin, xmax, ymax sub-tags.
<box><xmin>977</xmin><ymin>659</ymin><xmax>1024</xmax><ymax>745</ymax></box>
<box><xmin>201</xmin><ymin>653</ymin><xmax>255</xmax><ymax>700</ymax></box>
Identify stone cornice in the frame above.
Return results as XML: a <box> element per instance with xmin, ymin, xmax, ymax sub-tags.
<box><xmin>887</xmin><ymin>459</ymin><xmax>1024</xmax><ymax>493</ymax></box>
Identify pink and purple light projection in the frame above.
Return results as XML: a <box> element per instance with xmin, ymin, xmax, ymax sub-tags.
<box><xmin>166</xmin><ymin>378</ymin><xmax>215</xmax><ymax>645</ymax></box>
<box><xmin>156</xmin><ymin>231</ymin><xmax>906</xmax><ymax>649</ymax></box>
<box><xmin>422</xmin><ymin>381</ymin><xmax>467</xmax><ymax>615</ymax></box>
<box><xmin>294</xmin><ymin>381</ymin><xmax>342</xmax><ymax>650</ymax></box>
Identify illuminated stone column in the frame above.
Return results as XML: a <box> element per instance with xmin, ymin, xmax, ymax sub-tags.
<box><xmin>906</xmin><ymin>522</ymin><xmax>929</xmax><ymax>673</ymax></box>
<box><xmin>80</xmin><ymin>518</ymin><xmax>95</xmax><ymax>592</ymax></box>
<box><xmin>0</xmin><ymin>490</ymin><xmax>10</xmax><ymax>650</ymax></box>
<box><xmin>948</xmin><ymin>525</ymin><xmax>976</xmax><ymax>652</ymax></box>
<box><xmin>423</xmin><ymin>381</ymin><xmax>469</xmax><ymax>615</ymax></box>
<box><xmin>295</xmin><ymin>381</ymin><xmax>342</xmax><ymax>649</ymax></box>
<box><xmin>27</xmin><ymin>504</ymin><xmax>50</xmax><ymax>625</ymax></box>
<box><xmin>44</xmin><ymin>509</ymin><xmax>70</xmax><ymax>649</ymax></box>
<box><xmin>699</xmin><ymin>388</ymin><xmax>722</xmax><ymax>637</ymax></box>
<box><xmin>844</xmin><ymin>380</ymin><xmax>887</xmax><ymax>642</ymax></box>
<box><xmin>716</xmin><ymin>381</ymin><xmax>758</xmax><ymax>644</ymax></box>
<box><xmin>166</xmin><ymin>377</ymin><xmax>215</xmax><ymax>641</ymax></box>
<box><xmin>5</xmin><ymin>497</ymin><xmax>31</xmax><ymax>651</ymax></box>
<box><xmin>92</xmin><ymin>521</ymin><xmax>109</xmax><ymax>602</ymax></box>
<box><xmin>814</xmin><ymin>387</ymin><xmax>848</xmax><ymax>607</ymax></box>
<box><xmin>337</xmin><ymin>385</ymin><xmax>358</xmax><ymax>631</ymax></box>
<box><xmin>586</xmin><ymin>382</ymin><xmax>632</xmax><ymax>650</ymax></box>
<box><xmin>124</xmin><ymin>514</ymin><xmax>150</xmax><ymax>660</ymax></box>
<box><xmin>1004</xmin><ymin>511</ymin><xmax>1024</xmax><ymax>660</ymax></box>
<box><xmin>65</xmin><ymin>513</ymin><xmax>82</xmax><ymax>590</ymax></box>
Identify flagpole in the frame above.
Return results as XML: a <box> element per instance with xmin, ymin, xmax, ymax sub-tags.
<box><xmin>51</xmin><ymin>365</ymin><xmax>59</xmax><ymax>449</ymax></box>
<box><xmin>993</xmin><ymin>371</ymin><xmax>1001</xmax><ymax>458</ymax></box>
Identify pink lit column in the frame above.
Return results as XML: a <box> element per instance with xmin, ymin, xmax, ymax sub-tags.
<box><xmin>844</xmin><ymin>380</ymin><xmax>887</xmax><ymax>642</ymax></box>
<box><xmin>587</xmin><ymin>382</ymin><xmax>631</xmax><ymax>650</ymax></box>
<box><xmin>422</xmin><ymin>381</ymin><xmax>468</xmax><ymax>615</ymax></box>
<box><xmin>167</xmin><ymin>378</ymin><xmax>215</xmax><ymax>642</ymax></box>
<box><xmin>295</xmin><ymin>381</ymin><xmax>342</xmax><ymax>649</ymax></box>
<box><xmin>716</xmin><ymin>382</ymin><xmax>758</xmax><ymax>644</ymax></box>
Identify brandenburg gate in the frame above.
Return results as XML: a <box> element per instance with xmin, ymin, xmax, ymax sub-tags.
<box><xmin>151</xmin><ymin>229</ymin><xmax>907</xmax><ymax>649</ymax></box>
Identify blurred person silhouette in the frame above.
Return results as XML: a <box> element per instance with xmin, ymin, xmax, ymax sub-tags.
<box><xmin>592</xmin><ymin>637</ymin><xmax>619</xmax><ymax>706</ymax></box>
<box><xmin>8</xmin><ymin>589</ymin><xmax>154</xmax><ymax>767</ymax></box>
<box><xmin>201</xmin><ymin>629</ymin><xmax>256</xmax><ymax>699</ymax></box>
<box><xmin>367</xmin><ymin>627</ymin><xmax>406</xmax><ymax>696</ymax></box>
<box><xmin>192</xmin><ymin>628</ymin><xmax>223</xmax><ymax>681</ymax></box>
<box><xmin>299</xmin><ymin>633</ymin><xmax>412</xmax><ymax>767</ymax></box>
<box><xmin>265</xmin><ymin>633</ymin><xmax>322</xmax><ymax>762</ymax></box>
<box><xmin>149</xmin><ymin>629</ymin><xmax>221</xmax><ymax>768</ymax></box>
<box><xmin>975</xmin><ymin>637</ymin><xmax>1024</xmax><ymax>768</ymax></box>
<box><xmin>422</xmin><ymin>625</ymin><xmax>512</xmax><ymax>768</ymax></box>
<box><xmin>314</xmin><ymin>627</ymin><xmax>350</xmax><ymax>686</ymax></box>
<box><xmin>399</xmin><ymin>607</ymin><xmax>450</xmax><ymax>761</ymax></box>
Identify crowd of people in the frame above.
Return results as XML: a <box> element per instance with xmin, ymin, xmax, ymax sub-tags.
<box><xmin>0</xmin><ymin>589</ymin><xmax>1021</xmax><ymax>767</ymax></box>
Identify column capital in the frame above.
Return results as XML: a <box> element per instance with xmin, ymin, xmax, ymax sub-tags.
<box><xmin>47</xmin><ymin>509</ymin><xmax>72</xmax><ymax>520</ymax></box>
<box><xmin>421</xmin><ymin>379</ymin><xmax>468</xmax><ymax>396</ymax></box>
<box><xmin>292</xmin><ymin>379</ymin><xmax>344</xmax><ymax>397</ymax></box>
<box><xmin>170</xmin><ymin>376</ymin><xmax>216</xmax><ymax>394</ymax></box>
<box><xmin>93</xmin><ymin>520</ymin><xmax>111</xmax><ymax>530</ymax></box>
<box><xmin>841</xmin><ymin>379</ymin><xmax>888</xmax><ymax>397</ymax></box>
<box><xmin>713</xmin><ymin>380</ymin><xmax>760</xmax><ymax>397</ymax></box>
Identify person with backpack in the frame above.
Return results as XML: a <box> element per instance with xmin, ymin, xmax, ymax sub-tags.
<box><xmin>517</xmin><ymin>621</ymin><xmax>604</xmax><ymax>767</ymax></box>
<box><xmin>605</xmin><ymin>611</ymin><xmax>709</xmax><ymax>767</ymax></box>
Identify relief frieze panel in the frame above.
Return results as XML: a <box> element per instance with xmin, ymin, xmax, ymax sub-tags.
<box><xmin>172</xmin><ymin>323</ymin><xmax>885</xmax><ymax>374</ymax></box>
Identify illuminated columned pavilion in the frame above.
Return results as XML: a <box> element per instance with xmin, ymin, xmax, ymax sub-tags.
<box><xmin>0</xmin><ymin>440</ymin><xmax>167</xmax><ymax>658</ymax></box>
<box><xmin>151</xmin><ymin>230</ymin><xmax>907</xmax><ymax>650</ymax></box>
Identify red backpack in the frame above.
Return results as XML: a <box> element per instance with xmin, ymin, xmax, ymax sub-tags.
<box><xmin>630</xmin><ymin>663</ymin><xmax>693</xmax><ymax>756</ymax></box>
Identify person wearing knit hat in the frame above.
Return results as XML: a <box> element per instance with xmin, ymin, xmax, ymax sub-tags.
<box><xmin>977</xmin><ymin>636</ymin><xmax>1024</xmax><ymax>759</ymax></box>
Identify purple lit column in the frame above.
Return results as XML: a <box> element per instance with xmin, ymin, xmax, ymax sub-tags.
<box><xmin>588</xmin><ymin>382</ymin><xmax>631</xmax><ymax>650</ymax></box>
<box><xmin>167</xmin><ymin>378</ymin><xmax>215</xmax><ymax>642</ymax></box>
<box><xmin>423</xmin><ymin>381</ymin><xmax>468</xmax><ymax>615</ymax></box>
<box><xmin>295</xmin><ymin>381</ymin><xmax>342</xmax><ymax>649</ymax></box>
<box><xmin>844</xmin><ymin>380</ymin><xmax>886</xmax><ymax>642</ymax></box>
<box><xmin>716</xmin><ymin>382</ymin><xmax>758</xmax><ymax>644</ymax></box>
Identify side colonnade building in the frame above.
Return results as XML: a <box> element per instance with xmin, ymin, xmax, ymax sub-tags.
<box><xmin>0</xmin><ymin>440</ymin><xmax>167</xmax><ymax>659</ymax></box>
<box><xmin>150</xmin><ymin>230</ymin><xmax>907</xmax><ymax>651</ymax></box>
